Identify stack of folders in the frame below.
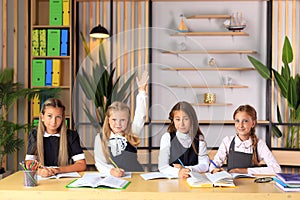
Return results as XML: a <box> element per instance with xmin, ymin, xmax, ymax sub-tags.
<box><xmin>274</xmin><ymin>173</ymin><xmax>300</xmax><ymax>192</ymax></box>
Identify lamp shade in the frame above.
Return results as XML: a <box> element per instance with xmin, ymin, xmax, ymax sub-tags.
<box><xmin>89</xmin><ymin>24</ymin><xmax>110</xmax><ymax>39</ymax></box>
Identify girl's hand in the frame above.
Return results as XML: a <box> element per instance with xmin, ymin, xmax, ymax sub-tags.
<box><xmin>228</xmin><ymin>168</ymin><xmax>248</xmax><ymax>174</ymax></box>
<box><xmin>211</xmin><ymin>168</ymin><xmax>224</xmax><ymax>174</ymax></box>
<box><xmin>136</xmin><ymin>71</ymin><xmax>149</xmax><ymax>92</ymax></box>
<box><xmin>178</xmin><ymin>168</ymin><xmax>190</xmax><ymax>179</ymax></box>
<box><xmin>110</xmin><ymin>168</ymin><xmax>125</xmax><ymax>177</ymax></box>
<box><xmin>173</xmin><ymin>163</ymin><xmax>183</xmax><ymax>169</ymax></box>
<box><xmin>37</xmin><ymin>167</ymin><xmax>55</xmax><ymax>177</ymax></box>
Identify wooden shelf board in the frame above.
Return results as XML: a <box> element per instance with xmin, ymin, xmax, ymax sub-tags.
<box><xmin>31</xmin><ymin>86</ymin><xmax>71</xmax><ymax>89</ymax></box>
<box><xmin>187</xmin><ymin>14</ymin><xmax>231</xmax><ymax>19</ymax></box>
<box><xmin>32</xmin><ymin>25</ymin><xmax>70</xmax><ymax>29</ymax></box>
<box><xmin>171</xmin><ymin>32</ymin><xmax>249</xmax><ymax>36</ymax></box>
<box><xmin>32</xmin><ymin>56</ymin><xmax>71</xmax><ymax>59</ymax></box>
<box><xmin>162</xmin><ymin>67</ymin><xmax>255</xmax><ymax>71</ymax></box>
<box><xmin>192</xmin><ymin>103</ymin><xmax>233</xmax><ymax>106</ymax></box>
<box><xmin>162</xmin><ymin>50</ymin><xmax>257</xmax><ymax>54</ymax></box>
<box><xmin>169</xmin><ymin>85</ymin><xmax>248</xmax><ymax>88</ymax></box>
<box><xmin>150</xmin><ymin>120</ymin><xmax>269</xmax><ymax>125</ymax></box>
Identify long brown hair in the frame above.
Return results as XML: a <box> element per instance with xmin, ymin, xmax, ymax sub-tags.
<box><xmin>37</xmin><ymin>98</ymin><xmax>68</xmax><ymax>166</ymax></box>
<box><xmin>101</xmin><ymin>101</ymin><xmax>141</xmax><ymax>162</ymax></box>
<box><xmin>168</xmin><ymin>101</ymin><xmax>205</xmax><ymax>154</ymax></box>
<box><xmin>233</xmin><ymin>104</ymin><xmax>259</xmax><ymax>166</ymax></box>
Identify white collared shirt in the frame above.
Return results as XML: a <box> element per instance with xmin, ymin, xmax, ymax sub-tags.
<box><xmin>158</xmin><ymin>131</ymin><xmax>209</xmax><ymax>178</ymax></box>
<box><xmin>94</xmin><ymin>90</ymin><xmax>147</xmax><ymax>176</ymax></box>
<box><xmin>209</xmin><ymin>135</ymin><xmax>282</xmax><ymax>174</ymax></box>
<box><xmin>44</xmin><ymin>131</ymin><xmax>60</xmax><ymax>137</ymax></box>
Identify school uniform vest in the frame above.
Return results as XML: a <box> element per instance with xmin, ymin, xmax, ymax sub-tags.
<box><xmin>109</xmin><ymin>141</ymin><xmax>144</xmax><ymax>172</ymax></box>
<box><xmin>169</xmin><ymin>132</ymin><xmax>199</xmax><ymax>166</ymax></box>
<box><xmin>227</xmin><ymin>137</ymin><xmax>257</xmax><ymax>171</ymax></box>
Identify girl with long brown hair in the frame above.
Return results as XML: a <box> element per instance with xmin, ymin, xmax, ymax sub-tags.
<box><xmin>210</xmin><ymin>104</ymin><xmax>281</xmax><ymax>174</ymax></box>
<box><xmin>158</xmin><ymin>101</ymin><xmax>209</xmax><ymax>179</ymax></box>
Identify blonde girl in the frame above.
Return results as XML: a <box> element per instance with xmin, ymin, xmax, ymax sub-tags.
<box><xmin>25</xmin><ymin>98</ymin><xmax>86</xmax><ymax>177</ymax></box>
<box><xmin>94</xmin><ymin>102</ymin><xmax>143</xmax><ymax>177</ymax></box>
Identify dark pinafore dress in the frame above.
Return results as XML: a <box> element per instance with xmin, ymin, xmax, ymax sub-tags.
<box><xmin>227</xmin><ymin>137</ymin><xmax>258</xmax><ymax>171</ymax></box>
<box><xmin>109</xmin><ymin>141</ymin><xmax>144</xmax><ymax>172</ymax></box>
<box><xmin>168</xmin><ymin>132</ymin><xmax>199</xmax><ymax>167</ymax></box>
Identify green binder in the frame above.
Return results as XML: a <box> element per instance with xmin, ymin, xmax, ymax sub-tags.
<box><xmin>32</xmin><ymin>59</ymin><xmax>46</xmax><ymax>86</ymax></box>
<box><xmin>32</xmin><ymin>29</ymin><xmax>39</xmax><ymax>56</ymax></box>
<box><xmin>47</xmin><ymin>29</ymin><xmax>61</xmax><ymax>56</ymax></box>
<box><xmin>49</xmin><ymin>0</ymin><xmax>63</xmax><ymax>26</ymax></box>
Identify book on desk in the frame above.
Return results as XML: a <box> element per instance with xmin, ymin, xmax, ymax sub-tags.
<box><xmin>187</xmin><ymin>171</ymin><xmax>255</xmax><ymax>188</ymax></box>
<box><xmin>274</xmin><ymin>173</ymin><xmax>300</xmax><ymax>192</ymax></box>
<box><xmin>66</xmin><ymin>172</ymin><xmax>130</xmax><ymax>189</ymax></box>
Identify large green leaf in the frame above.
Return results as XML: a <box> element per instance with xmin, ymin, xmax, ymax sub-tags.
<box><xmin>282</xmin><ymin>36</ymin><xmax>293</xmax><ymax>66</ymax></box>
<box><xmin>273</xmin><ymin>69</ymin><xmax>288</xmax><ymax>98</ymax></box>
<box><xmin>276</xmin><ymin>105</ymin><xmax>283</xmax><ymax>123</ymax></box>
<box><xmin>272</xmin><ymin>125</ymin><xmax>283</xmax><ymax>138</ymax></box>
<box><xmin>80</xmin><ymin>31</ymin><xmax>93</xmax><ymax>61</ymax></box>
<box><xmin>77</xmin><ymin>71</ymin><xmax>97</xmax><ymax>100</ymax></box>
<box><xmin>247</xmin><ymin>56</ymin><xmax>271</xmax><ymax>79</ymax></box>
<box><xmin>287</xmin><ymin>78</ymin><xmax>298</xmax><ymax>109</ymax></box>
<box><xmin>281</xmin><ymin>64</ymin><xmax>291</xmax><ymax>81</ymax></box>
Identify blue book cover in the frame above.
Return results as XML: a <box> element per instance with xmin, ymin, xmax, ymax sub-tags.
<box><xmin>45</xmin><ymin>59</ymin><xmax>53</xmax><ymax>86</ymax></box>
<box><xmin>60</xmin><ymin>29</ymin><xmax>68</xmax><ymax>56</ymax></box>
<box><xmin>276</xmin><ymin>173</ymin><xmax>300</xmax><ymax>184</ymax></box>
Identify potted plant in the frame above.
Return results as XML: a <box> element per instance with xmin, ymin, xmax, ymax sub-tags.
<box><xmin>76</xmin><ymin>34</ymin><xmax>136</xmax><ymax>128</ymax></box>
<box><xmin>0</xmin><ymin>68</ymin><xmax>60</xmax><ymax>176</ymax></box>
<box><xmin>248</xmin><ymin>36</ymin><xmax>300</xmax><ymax>148</ymax></box>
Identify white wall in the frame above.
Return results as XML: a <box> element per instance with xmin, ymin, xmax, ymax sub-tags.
<box><xmin>151</xmin><ymin>1</ymin><xmax>268</xmax><ymax>147</ymax></box>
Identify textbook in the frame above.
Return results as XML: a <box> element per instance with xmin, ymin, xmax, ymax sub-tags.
<box><xmin>66</xmin><ymin>173</ymin><xmax>130</xmax><ymax>189</ymax></box>
<box><xmin>140</xmin><ymin>172</ymin><xmax>177</xmax><ymax>180</ymax></box>
<box><xmin>275</xmin><ymin>181</ymin><xmax>300</xmax><ymax>192</ymax></box>
<box><xmin>187</xmin><ymin>171</ymin><xmax>244</xmax><ymax>187</ymax></box>
<box><xmin>276</xmin><ymin>173</ymin><xmax>300</xmax><ymax>184</ymax></box>
<box><xmin>273</xmin><ymin>177</ymin><xmax>300</xmax><ymax>188</ymax></box>
<box><xmin>37</xmin><ymin>172</ymin><xmax>81</xmax><ymax>180</ymax></box>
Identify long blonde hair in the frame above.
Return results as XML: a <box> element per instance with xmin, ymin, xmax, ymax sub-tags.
<box><xmin>101</xmin><ymin>101</ymin><xmax>140</xmax><ymax>162</ymax></box>
<box><xmin>233</xmin><ymin>104</ymin><xmax>259</xmax><ymax>166</ymax></box>
<box><xmin>37</xmin><ymin>98</ymin><xmax>68</xmax><ymax>166</ymax></box>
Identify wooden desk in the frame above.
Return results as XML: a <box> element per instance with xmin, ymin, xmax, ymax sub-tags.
<box><xmin>0</xmin><ymin>171</ymin><xmax>299</xmax><ymax>200</ymax></box>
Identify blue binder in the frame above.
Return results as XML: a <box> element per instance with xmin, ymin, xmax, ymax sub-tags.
<box><xmin>45</xmin><ymin>59</ymin><xmax>53</xmax><ymax>86</ymax></box>
<box><xmin>60</xmin><ymin>29</ymin><xmax>68</xmax><ymax>56</ymax></box>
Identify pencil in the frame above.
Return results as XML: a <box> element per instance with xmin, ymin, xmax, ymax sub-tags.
<box><xmin>109</xmin><ymin>157</ymin><xmax>120</xmax><ymax>170</ymax></box>
<box><xmin>210</xmin><ymin>159</ymin><xmax>219</xmax><ymax>168</ymax></box>
<box><xmin>178</xmin><ymin>158</ymin><xmax>185</xmax><ymax>168</ymax></box>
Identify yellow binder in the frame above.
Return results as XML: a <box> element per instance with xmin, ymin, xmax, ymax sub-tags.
<box><xmin>32</xmin><ymin>96</ymin><xmax>40</xmax><ymax>117</ymax></box>
<box><xmin>52</xmin><ymin>59</ymin><xmax>61</xmax><ymax>86</ymax></box>
<box><xmin>63</xmin><ymin>0</ymin><xmax>70</xmax><ymax>26</ymax></box>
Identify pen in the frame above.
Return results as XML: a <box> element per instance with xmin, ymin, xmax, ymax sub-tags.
<box><xmin>210</xmin><ymin>159</ymin><xmax>219</xmax><ymax>168</ymax></box>
<box><xmin>109</xmin><ymin>157</ymin><xmax>120</xmax><ymax>170</ymax></box>
<box><xmin>178</xmin><ymin>158</ymin><xmax>185</xmax><ymax>168</ymax></box>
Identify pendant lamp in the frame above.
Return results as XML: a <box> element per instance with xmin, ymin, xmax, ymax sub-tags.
<box><xmin>90</xmin><ymin>24</ymin><xmax>110</xmax><ymax>39</ymax></box>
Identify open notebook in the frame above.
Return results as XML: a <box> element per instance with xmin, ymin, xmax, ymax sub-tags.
<box><xmin>187</xmin><ymin>171</ymin><xmax>255</xmax><ymax>187</ymax></box>
<box><xmin>66</xmin><ymin>173</ymin><xmax>130</xmax><ymax>189</ymax></box>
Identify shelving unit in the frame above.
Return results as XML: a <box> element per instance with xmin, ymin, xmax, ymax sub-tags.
<box><xmin>155</xmin><ymin>7</ymin><xmax>260</xmax><ymax>118</ymax></box>
<box><xmin>29</xmin><ymin>0</ymin><xmax>73</xmax><ymax>128</ymax></box>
